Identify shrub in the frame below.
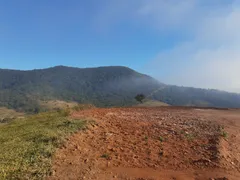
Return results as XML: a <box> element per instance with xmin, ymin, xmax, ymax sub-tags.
<box><xmin>135</xmin><ymin>94</ymin><xmax>145</xmax><ymax>103</ymax></box>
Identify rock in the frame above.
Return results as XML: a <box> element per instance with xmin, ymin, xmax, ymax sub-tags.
<box><xmin>51</xmin><ymin>170</ymin><xmax>56</xmax><ymax>176</ymax></box>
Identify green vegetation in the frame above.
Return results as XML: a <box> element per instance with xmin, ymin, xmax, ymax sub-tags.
<box><xmin>100</xmin><ymin>154</ymin><xmax>110</xmax><ymax>160</ymax></box>
<box><xmin>219</xmin><ymin>126</ymin><xmax>228</xmax><ymax>138</ymax></box>
<box><xmin>1</xmin><ymin>66</ymin><xmax>240</xmax><ymax>112</ymax></box>
<box><xmin>0</xmin><ymin>66</ymin><xmax>160</xmax><ymax>112</ymax></box>
<box><xmin>135</xmin><ymin>94</ymin><xmax>145</xmax><ymax>103</ymax></box>
<box><xmin>185</xmin><ymin>133</ymin><xmax>195</xmax><ymax>141</ymax></box>
<box><xmin>221</xmin><ymin>130</ymin><xmax>228</xmax><ymax>138</ymax></box>
<box><xmin>0</xmin><ymin>110</ymin><xmax>86</xmax><ymax>179</ymax></box>
<box><xmin>159</xmin><ymin>136</ymin><xmax>165</xmax><ymax>142</ymax></box>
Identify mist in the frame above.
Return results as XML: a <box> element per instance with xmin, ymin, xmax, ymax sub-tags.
<box><xmin>141</xmin><ymin>1</ymin><xmax>240</xmax><ymax>93</ymax></box>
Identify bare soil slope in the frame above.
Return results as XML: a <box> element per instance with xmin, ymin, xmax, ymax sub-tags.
<box><xmin>49</xmin><ymin>107</ymin><xmax>240</xmax><ymax>180</ymax></box>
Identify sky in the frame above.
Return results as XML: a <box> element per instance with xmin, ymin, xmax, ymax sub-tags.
<box><xmin>1</xmin><ymin>0</ymin><xmax>240</xmax><ymax>92</ymax></box>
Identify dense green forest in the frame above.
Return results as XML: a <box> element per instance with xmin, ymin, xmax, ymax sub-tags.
<box><xmin>0</xmin><ymin>66</ymin><xmax>240</xmax><ymax>112</ymax></box>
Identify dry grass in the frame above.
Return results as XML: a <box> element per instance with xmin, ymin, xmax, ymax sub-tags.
<box><xmin>0</xmin><ymin>107</ymin><xmax>24</xmax><ymax>123</ymax></box>
<box><xmin>39</xmin><ymin>100</ymin><xmax>78</xmax><ymax>110</ymax></box>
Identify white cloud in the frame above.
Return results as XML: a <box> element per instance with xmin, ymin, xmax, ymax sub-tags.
<box><xmin>142</xmin><ymin>1</ymin><xmax>240</xmax><ymax>92</ymax></box>
<box><xmin>95</xmin><ymin>0</ymin><xmax>240</xmax><ymax>92</ymax></box>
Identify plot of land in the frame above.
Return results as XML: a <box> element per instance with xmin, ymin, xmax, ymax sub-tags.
<box><xmin>49</xmin><ymin>107</ymin><xmax>240</xmax><ymax>180</ymax></box>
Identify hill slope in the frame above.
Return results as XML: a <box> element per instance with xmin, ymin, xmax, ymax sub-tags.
<box><xmin>0</xmin><ymin>66</ymin><xmax>161</xmax><ymax>112</ymax></box>
<box><xmin>0</xmin><ymin>66</ymin><xmax>240</xmax><ymax>112</ymax></box>
<box><xmin>151</xmin><ymin>86</ymin><xmax>240</xmax><ymax>108</ymax></box>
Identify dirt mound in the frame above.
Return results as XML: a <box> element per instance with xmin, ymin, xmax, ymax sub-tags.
<box><xmin>48</xmin><ymin>107</ymin><xmax>240</xmax><ymax>180</ymax></box>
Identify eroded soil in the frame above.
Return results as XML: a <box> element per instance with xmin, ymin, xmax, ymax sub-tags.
<box><xmin>48</xmin><ymin>107</ymin><xmax>240</xmax><ymax>180</ymax></box>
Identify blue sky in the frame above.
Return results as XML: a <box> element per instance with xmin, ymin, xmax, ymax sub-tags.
<box><xmin>0</xmin><ymin>0</ymin><xmax>175</xmax><ymax>70</ymax></box>
<box><xmin>1</xmin><ymin>0</ymin><xmax>240</xmax><ymax>92</ymax></box>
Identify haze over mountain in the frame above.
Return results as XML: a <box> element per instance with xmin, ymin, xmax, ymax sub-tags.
<box><xmin>1</xmin><ymin>66</ymin><xmax>240</xmax><ymax>112</ymax></box>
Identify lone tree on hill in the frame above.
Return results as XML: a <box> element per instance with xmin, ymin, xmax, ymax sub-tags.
<box><xmin>135</xmin><ymin>94</ymin><xmax>145</xmax><ymax>103</ymax></box>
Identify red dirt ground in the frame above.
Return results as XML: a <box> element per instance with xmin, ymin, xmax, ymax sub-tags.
<box><xmin>48</xmin><ymin>107</ymin><xmax>240</xmax><ymax>180</ymax></box>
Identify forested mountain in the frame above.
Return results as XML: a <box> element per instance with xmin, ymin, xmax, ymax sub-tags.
<box><xmin>0</xmin><ymin>66</ymin><xmax>160</xmax><ymax>112</ymax></box>
<box><xmin>0</xmin><ymin>66</ymin><xmax>240</xmax><ymax>112</ymax></box>
<box><xmin>151</xmin><ymin>86</ymin><xmax>240</xmax><ymax>108</ymax></box>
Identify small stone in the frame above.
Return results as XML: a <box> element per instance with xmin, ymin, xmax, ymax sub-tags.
<box><xmin>51</xmin><ymin>170</ymin><xmax>56</xmax><ymax>176</ymax></box>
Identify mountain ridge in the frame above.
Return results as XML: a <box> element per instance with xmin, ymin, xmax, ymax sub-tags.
<box><xmin>0</xmin><ymin>65</ymin><xmax>240</xmax><ymax>112</ymax></box>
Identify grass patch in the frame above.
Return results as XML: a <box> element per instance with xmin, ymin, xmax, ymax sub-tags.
<box><xmin>0</xmin><ymin>110</ymin><xmax>86</xmax><ymax>179</ymax></box>
<box><xmin>185</xmin><ymin>133</ymin><xmax>195</xmax><ymax>141</ymax></box>
<box><xmin>100</xmin><ymin>154</ymin><xmax>110</xmax><ymax>160</ymax></box>
<box><xmin>219</xmin><ymin>126</ymin><xmax>228</xmax><ymax>139</ymax></box>
<box><xmin>158</xmin><ymin>136</ymin><xmax>165</xmax><ymax>142</ymax></box>
<box><xmin>221</xmin><ymin>130</ymin><xmax>228</xmax><ymax>138</ymax></box>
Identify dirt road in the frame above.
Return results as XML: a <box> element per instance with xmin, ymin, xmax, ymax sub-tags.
<box><xmin>48</xmin><ymin>107</ymin><xmax>240</xmax><ymax>180</ymax></box>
